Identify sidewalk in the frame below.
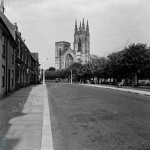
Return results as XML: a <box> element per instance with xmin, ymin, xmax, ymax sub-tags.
<box><xmin>81</xmin><ymin>84</ymin><xmax>150</xmax><ymax>96</ymax></box>
<box><xmin>0</xmin><ymin>85</ymin><xmax>53</xmax><ymax>150</ymax></box>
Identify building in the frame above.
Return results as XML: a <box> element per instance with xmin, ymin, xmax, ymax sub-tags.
<box><xmin>74</xmin><ymin>19</ymin><xmax>90</xmax><ymax>64</ymax></box>
<box><xmin>31</xmin><ymin>53</ymin><xmax>40</xmax><ymax>84</ymax></box>
<box><xmin>0</xmin><ymin>14</ymin><xmax>17</xmax><ymax>97</ymax></box>
<box><xmin>0</xmin><ymin>1</ymin><xmax>40</xmax><ymax>96</ymax></box>
<box><xmin>55</xmin><ymin>41</ymin><xmax>75</xmax><ymax>69</ymax></box>
<box><xmin>14</xmin><ymin>24</ymin><xmax>40</xmax><ymax>89</ymax></box>
<box><xmin>55</xmin><ymin>19</ymin><xmax>100</xmax><ymax>70</ymax></box>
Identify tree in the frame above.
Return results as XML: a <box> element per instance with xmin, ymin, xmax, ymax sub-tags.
<box><xmin>93</xmin><ymin>57</ymin><xmax>110</xmax><ymax>83</ymax></box>
<box><xmin>46</xmin><ymin>67</ymin><xmax>55</xmax><ymax>71</ymax></box>
<box><xmin>122</xmin><ymin>43</ymin><xmax>150</xmax><ymax>85</ymax></box>
<box><xmin>68</xmin><ymin>62</ymin><xmax>82</xmax><ymax>82</ymax></box>
<box><xmin>107</xmin><ymin>51</ymin><xmax>125</xmax><ymax>83</ymax></box>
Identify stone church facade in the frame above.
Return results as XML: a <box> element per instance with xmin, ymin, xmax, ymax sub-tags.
<box><xmin>55</xmin><ymin>19</ymin><xmax>100</xmax><ymax>70</ymax></box>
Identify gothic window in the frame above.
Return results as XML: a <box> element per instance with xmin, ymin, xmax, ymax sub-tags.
<box><xmin>77</xmin><ymin>58</ymin><xmax>81</xmax><ymax>64</ymax></box>
<box><xmin>78</xmin><ymin>39</ymin><xmax>81</xmax><ymax>52</ymax></box>
<box><xmin>59</xmin><ymin>48</ymin><xmax>61</xmax><ymax>56</ymax></box>
<box><xmin>65</xmin><ymin>54</ymin><xmax>74</xmax><ymax>68</ymax></box>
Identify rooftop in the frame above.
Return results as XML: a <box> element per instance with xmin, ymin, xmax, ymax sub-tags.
<box><xmin>0</xmin><ymin>11</ymin><xmax>15</xmax><ymax>38</ymax></box>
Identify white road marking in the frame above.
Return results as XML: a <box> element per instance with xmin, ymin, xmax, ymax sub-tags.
<box><xmin>41</xmin><ymin>86</ymin><xmax>54</xmax><ymax>150</ymax></box>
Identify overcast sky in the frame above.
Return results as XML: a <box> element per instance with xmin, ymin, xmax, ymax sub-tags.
<box><xmin>4</xmin><ymin>0</ymin><xmax>150</xmax><ymax>69</ymax></box>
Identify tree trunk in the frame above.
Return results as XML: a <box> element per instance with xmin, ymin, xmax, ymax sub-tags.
<box><xmin>112</xmin><ymin>77</ymin><xmax>115</xmax><ymax>85</ymax></box>
<box><xmin>110</xmin><ymin>78</ymin><xmax>112</xmax><ymax>84</ymax></box>
<box><xmin>97</xmin><ymin>77</ymin><xmax>100</xmax><ymax>84</ymax></box>
<box><xmin>100</xmin><ymin>78</ymin><xmax>102</xmax><ymax>84</ymax></box>
<box><xmin>133</xmin><ymin>72</ymin><xmax>138</xmax><ymax>86</ymax></box>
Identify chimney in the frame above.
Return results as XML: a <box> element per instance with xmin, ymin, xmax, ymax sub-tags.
<box><xmin>14</xmin><ymin>23</ymin><xmax>18</xmax><ymax>31</ymax></box>
<box><xmin>0</xmin><ymin>0</ymin><xmax>5</xmax><ymax>13</ymax></box>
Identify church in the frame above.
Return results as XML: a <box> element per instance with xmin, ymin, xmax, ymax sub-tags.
<box><xmin>55</xmin><ymin>19</ymin><xmax>100</xmax><ymax>70</ymax></box>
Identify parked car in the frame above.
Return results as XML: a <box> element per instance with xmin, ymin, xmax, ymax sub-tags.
<box><xmin>55</xmin><ymin>78</ymin><xmax>60</xmax><ymax>82</ymax></box>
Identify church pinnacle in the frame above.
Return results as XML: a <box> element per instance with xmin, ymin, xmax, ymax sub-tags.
<box><xmin>79</xmin><ymin>21</ymin><xmax>82</xmax><ymax>32</ymax></box>
<box><xmin>75</xmin><ymin>20</ymin><xmax>78</xmax><ymax>34</ymax></box>
<box><xmin>82</xmin><ymin>18</ymin><xmax>85</xmax><ymax>31</ymax></box>
<box><xmin>86</xmin><ymin>20</ymin><xmax>89</xmax><ymax>34</ymax></box>
<box><xmin>74</xmin><ymin>19</ymin><xmax>89</xmax><ymax>34</ymax></box>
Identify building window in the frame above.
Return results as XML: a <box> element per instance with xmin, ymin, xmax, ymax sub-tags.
<box><xmin>12</xmin><ymin>48</ymin><xmax>14</xmax><ymax>63</ymax></box>
<box><xmin>12</xmin><ymin>70</ymin><xmax>14</xmax><ymax>86</ymax></box>
<box><xmin>19</xmin><ymin>42</ymin><xmax>23</xmax><ymax>59</ymax></box>
<box><xmin>2</xmin><ymin>66</ymin><xmax>5</xmax><ymax>87</ymax></box>
<box><xmin>78</xmin><ymin>39</ymin><xmax>81</xmax><ymax>52</ymax></box>
<box><xmin>0</xmin><ymin>29</ymin><xmax>2</xmax><ymax>39</ymax></box>
<box><xmin>24</xmin><ymin>49</ymin><xmax>27</xmax><ymax>63</ymax></box>
<box><xmin>18</xmin><ymin>40</ymin><xmax>20</xmax><ymax>58</ymax></box>
<box><xmin>16</xmin><ymin>66</ymin><xmax>20</xmax><ymax>83</ymax></box>
<box><xmin>21</xmin><ymin>44</ymin><xmax>24</xmax><ymax>60</ymax></box>
<box><xmin>2</xmin><ymin>35</ymin><xmax>5</xmax><ymax>55</ymax></box>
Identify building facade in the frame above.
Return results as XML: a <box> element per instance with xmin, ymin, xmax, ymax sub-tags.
<box><xmin>55</xmin><ymin>41</ymin><xmax>76</xmax><ymax>69</ymax></box>
<box><xmin>0</xmin><ymin>2</ymin><xmax>40</xmax><ymax>97</ymax></box>
<box><xmin>0</xmin><ymin>16</ymin><xmax>17</xmax><ymax>97</ymax></box>
<box><xmin>31</xmin><ymin>53</ymin><xmax>40</xmax><ymax>84</ymax></box>
<box><xmin>14</xmin><ymin>24</ymin><xmax>40</xmax><ymax>90</ymax></box>
<box><xmin>55</xmin><ymin>19</ymin><xmax>93</xmax><ymax>70</ymax></box>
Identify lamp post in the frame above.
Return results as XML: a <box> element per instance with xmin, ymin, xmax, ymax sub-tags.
<box><xmin>43</xmin><ymin>69</ymin><xmax>45</xmax><ymax>85</ymax></box>
<box><xmin>42</xmin><ymin>58</ymin><xmax>48</xmax><ymax>86</ymax></box>
<box><xmin>70</xmin><ymin>69</ymin><xmax>72</xmax><ymax>84</ymax></box>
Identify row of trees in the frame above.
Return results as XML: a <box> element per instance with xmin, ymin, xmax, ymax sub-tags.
<box><xmin>45</xmin><ymin>43</ymin><xmax>150</xmax><ymax>86</ymax></box>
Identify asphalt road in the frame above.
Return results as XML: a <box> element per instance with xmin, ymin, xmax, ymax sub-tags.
<box><xmin>47</xmin><ymin>83</ymin><xmax>150</xmax><ymax>150</ymax></box>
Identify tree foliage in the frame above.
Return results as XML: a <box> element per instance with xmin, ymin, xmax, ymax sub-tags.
<box><xmin>45</xmin><ymin>43</ymin><xmax>150</xmax><ymax>85</ymax></box>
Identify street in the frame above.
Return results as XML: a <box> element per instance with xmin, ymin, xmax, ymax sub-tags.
<box><xmin>1</xmin><ymin>1</ymin><xmax>150</xmax><ymax>150</ymax></box>
<box><xmin>47</xmin><ymin>83</ymin><xmax>150</xmax><ymax>150</ymax></box>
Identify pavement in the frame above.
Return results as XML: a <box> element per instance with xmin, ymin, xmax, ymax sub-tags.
<box><xmin>81</xmin><ymin>84</ymin><xmax>150</xmax><ymax>96</ymax></box>
<box><xmin>0</xmin><ymin>84</ymin><xmax>53</xmax><ymax>150</ymax></box>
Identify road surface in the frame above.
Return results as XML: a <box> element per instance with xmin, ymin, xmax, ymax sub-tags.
<box><xmin>47</xmin><ymin>83</ymin><xmax>150</xmax><ymax>150</ymax></box>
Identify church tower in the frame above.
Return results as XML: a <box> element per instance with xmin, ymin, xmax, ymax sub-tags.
<box><xmin>73</xmin><ymin>19</ymin><xmax>90</xmax><ymax>64</ymax></box>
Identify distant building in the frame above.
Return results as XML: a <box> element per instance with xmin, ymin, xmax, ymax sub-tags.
<box><xmin>14</xmin><ymin>24</ymin><xmax>40</xmax><ymax>89</ymax></box>
<box><xmin>0</xmin><ymin>14</ymin><xmax>17</xmax><ymax>97</ymax></box>
<box><xmin>31</xmin><ymin>53</ymin><xmax>40</xmax><ymax>84</ymax></box>
<box><xmin>55</xmin><ymin>19</ymin><xmax>101</xmax><ymax>70</ymax></box>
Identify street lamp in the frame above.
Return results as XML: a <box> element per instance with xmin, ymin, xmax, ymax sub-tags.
<box><xmin>70</xmin><ymin>69</ymin><xmax>72</xmax><ymax>84</ymax></box>
<box><xmin>43</xmin><ymin>69</ymin><xmax>45</xmax><ymax>85</ymax></box>
<box><xmin>42</xmin><ymin>58</ymin><xmax>48</xmax><ymax>86</ymax></box>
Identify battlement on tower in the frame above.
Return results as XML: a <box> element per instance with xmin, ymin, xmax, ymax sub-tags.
<box><xmin>74</xmin><ymin>18</ymin><xmax>89</xmax><ymax>35</ymax></box>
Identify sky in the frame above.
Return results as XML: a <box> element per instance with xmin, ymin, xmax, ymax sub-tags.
<box><xmin>3</xmin><ymin>0</ymin><xmax>150</xmax><ymax>69</ymax></box>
